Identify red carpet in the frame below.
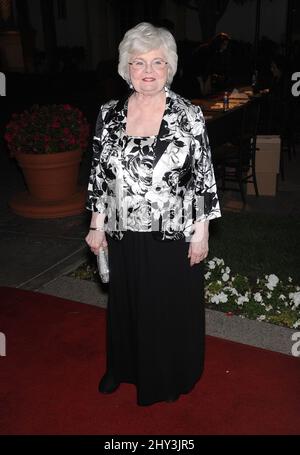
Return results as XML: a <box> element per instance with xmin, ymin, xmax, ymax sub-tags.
<box><xmin>0</xmin><ymin>286</ymin><xmax>299</xmax><ymax>435</ymax></box>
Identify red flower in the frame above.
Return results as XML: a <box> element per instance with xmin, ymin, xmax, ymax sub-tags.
<box><xmin>4</xmin><ymin>104</ymin><xmax>90</xmax><ymax>156</ymax></box>
<box><xmin>4</xmin><ymin>132</ymin><xmax>13</xmax><ymax>142</ymax></box>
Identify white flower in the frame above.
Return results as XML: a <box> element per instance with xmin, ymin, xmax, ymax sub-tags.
<box><xmin>268</xmin><ymin>274</ymin><xmax>279</xmax><ymax>286</ymax></box>
<box><xmin>223</xmin><ymin>286</ymin><xmax>231</xmax><ymax>292</ymax></box>
<box><xmin>219</xmin><ymin>292</ymin><xmax>228</xmax><ymax>303</ymax></box>
<box><xmin>254</xmin><ymin>292</ymin><xmax>262</xmax><ymax>302</ymax></box>
<box><xmin>265</xmin><ymin>274</ymin><xmax>279</xmax><ymax>290</ymax></box>
<box><xmin>210</xmin><ymin>292</ymin><xmax>228</xmax><ymax>304</ymax></box>
<box><xmin>203</xmin><ymin>263</ymin><xmax>298</xmax><ymax>329</ymax></box>
<box><xmin>288</xmin><ymin>276</ymin><xmax>292</xmax><ymax>282</ymax></box>
<box><xmin>237</xmin><ymin>295</ymin><xmax>249</xmax><ymax>306</ymax></box>
<box><xmin>205</xmin><ymin>290</ymin><xmax>211</xmax><ymax>299</ymax></box>
<box><xmin>229</xmin><ymin>287</ymin><xmax>239</xmax><ymax>296</ymax></box>
<box><xmin>236</xmin><ymin>297</ymin><xmax>244</xmax><ymax>306</ymax></box>
<box><xmin>293</xmin><ymin>292</ymin><xmax>300</xmax><ymax>306</ymax></box>
<box><xmin>214</xmin><ymin>258</ymin><xmax>224</xmax><ymax>266</ymax></box>
<box><xmin>289</xmin><ymin>292</ymin><xmax>300</xmax><ymax>308</ymax></box>
<box><xmin>222</xmin><ymin>273</ymin><xmax>230</xmax><ymax>282</ymax></box>
<box><xmin>210</xmin><ymin>294</ymin><xmax>220</xmax><ymax>304</ymax></box>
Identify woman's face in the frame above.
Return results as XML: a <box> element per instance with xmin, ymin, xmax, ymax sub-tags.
<box><xmin>129</xmin><ymin>48</ymin><xmax>168</xmax><ymax>95</ymax></box>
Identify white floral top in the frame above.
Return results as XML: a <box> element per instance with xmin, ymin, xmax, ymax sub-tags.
<box><xmin>86</xmin><ymin>87</ymin><xmax>221</xmax><ymax>241</ymax></box>
<box><xmin>120</xmin><ymin>134</ymin><xmax>157</xmax><ymax>231</ymax></box>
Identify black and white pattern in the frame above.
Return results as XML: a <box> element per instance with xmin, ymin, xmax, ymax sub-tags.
<box><xmin>86</xmin><ymin>87</ymin><xmax>221</xmax><ymax>241</ymax></box>
<box><xmin>121</xmin><ymin>134</ymin><xmax>156</xmax><ymax>231</ymax></box>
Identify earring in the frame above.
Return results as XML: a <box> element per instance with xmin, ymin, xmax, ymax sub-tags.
<box><xmin>129</xmin><ymin>81</ymin><xmax>133</xmax><ymax>89</ymax></box>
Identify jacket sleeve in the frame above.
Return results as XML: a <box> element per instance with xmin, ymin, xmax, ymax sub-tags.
<box><xmin>85</xmin><ymin>107</ymin><xmax>108</xmax><ymax>213</ymax></box>
<box><xmin>191</xmin><ymin>106</ymin><xmax>221</xmax><ymax>222</ymax></box>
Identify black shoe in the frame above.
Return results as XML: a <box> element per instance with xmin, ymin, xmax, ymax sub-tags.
<box><xmin>98</xmin><ymin>372</ymin><xmax>120</xmax><ymax>394</ymax></box>
<box><xmin>165</xmin><ymin>393</ymin><xmax>180</xmax><ymax>403</ymax></box>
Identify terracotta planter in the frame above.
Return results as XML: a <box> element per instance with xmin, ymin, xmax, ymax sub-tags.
<box><xmin>15</xmin><ymin>149</ymin><xmax>83</xmax><ymax>201</ymax></box>
<box><xmin>10</xmin><ymin>149</ymin><xmax>87</xmax><ymax>219</ymax></box>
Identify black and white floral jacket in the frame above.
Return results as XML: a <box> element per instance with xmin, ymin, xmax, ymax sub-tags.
<box><xmin>86</xmin><ymin>87</ymin><xmax>221</xmax><ymax>241</ymax></box>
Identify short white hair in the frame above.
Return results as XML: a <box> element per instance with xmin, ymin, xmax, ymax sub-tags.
<box><xmin>118</xmin><ymin>22</ymin><xmax>178</xmax><ymax>86</ymax></box>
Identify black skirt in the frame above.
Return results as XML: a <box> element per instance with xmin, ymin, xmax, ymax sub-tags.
<box><xmin>105</xmin><ymin>231</ymin><xmax>205</xmax><ymax>406</ymax></box>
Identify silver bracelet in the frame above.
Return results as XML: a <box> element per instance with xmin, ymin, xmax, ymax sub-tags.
<box><xmin>89</xmin><ymin>227</ymin><xmax>104</xmax><ymax>231</ymax></box>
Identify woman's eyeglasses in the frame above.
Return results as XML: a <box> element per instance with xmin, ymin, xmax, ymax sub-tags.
<box><xmin>129</xmin><ymin>59</ymin><xmax>168</xmax><ymax>71</ymax></box>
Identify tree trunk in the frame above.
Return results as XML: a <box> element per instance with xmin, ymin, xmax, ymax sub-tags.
<box><xmin>40</xmin><ymin>0</ymin><xmax>58</xmax><ymax>72</ymax></box>
<box><xmin>197</xmin><ymin>0</ymin><xmax>230</xmax><ymax>41</ymax></box>
<box><xmin>198</xmin><ymin>10</ymin><xmax>217</xmax><ymax>41</ymax></box>
<box><xmin>0</xmin><ymin>0</ymin><xmax>12</xmax><ymax>21</ymax></box>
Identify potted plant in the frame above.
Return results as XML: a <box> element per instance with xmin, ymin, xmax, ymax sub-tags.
<box><xmin>5</xmin><ymin>104</ymin><xmax>90</xmax><ymax>218</ymax></box>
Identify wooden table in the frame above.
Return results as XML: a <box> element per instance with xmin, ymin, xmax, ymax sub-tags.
<box><xmin>191</xmin><ymin>87</ymin><xmax>269</xmax><ymax>148</ymax></box>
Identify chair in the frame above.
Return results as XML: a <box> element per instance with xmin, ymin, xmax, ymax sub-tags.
<box><xmin>279</xmin><ymin>96</ymin><xmax>299</xmax><ymax>180</ymax></box>
<box><xmin>213</xmin><ymin>99</ymin><xmax>261</xmax><ymax>205</ymax></box>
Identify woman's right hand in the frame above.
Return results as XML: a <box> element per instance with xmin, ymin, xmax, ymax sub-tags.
<box><xmin>85</xmin><ymin>230</ymin><xmax>108</xmax><ymax>255</ymax></box>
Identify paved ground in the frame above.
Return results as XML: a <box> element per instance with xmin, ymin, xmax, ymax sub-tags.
<box><xmin>0</xmin><ymin>131</ymin><xmax>299</xmax><ymax>357</ymax></box>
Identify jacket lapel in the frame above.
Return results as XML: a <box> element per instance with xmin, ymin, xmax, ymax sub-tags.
<box><xmin>103</xmin><ymin>86</ymin><xmax>179</xmax><ymax>168</ymax></box>
<box><xmin>152</xmin><ymin>88</ymin><xmax>178</xmax><ymax>168</ymax></box>
<box><xmin>103</xmin><ymin>90</ymin><xmax>132</xmax><ymax>133</ymax></box>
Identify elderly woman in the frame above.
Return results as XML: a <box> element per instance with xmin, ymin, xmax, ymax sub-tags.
<box><xmin>85</xmin><ymin>22</ymin><xmax>221</xmax><ymax>407</ymax></box>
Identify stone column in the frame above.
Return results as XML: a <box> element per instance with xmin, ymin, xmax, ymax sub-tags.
<box><xmin>0</xmin><ymin>0</ymin><xmax>12</xmax><ymax>22</ymax></box>
<box><xmin>39</xmin><ymin>0</ymin><xmax>58</xmax><ymax>72</ymax></box>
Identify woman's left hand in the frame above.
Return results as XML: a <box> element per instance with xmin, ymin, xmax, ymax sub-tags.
<box><xmin>188</xmin><ymin>221</ymin><xmax>209</xmax><ymax>266</ymax></box>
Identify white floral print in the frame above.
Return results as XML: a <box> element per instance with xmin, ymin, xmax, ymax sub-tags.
<box><xmin>86</xmin><ymin>87</ymin><xmax>221</xmax><ymax>240</ymax></box>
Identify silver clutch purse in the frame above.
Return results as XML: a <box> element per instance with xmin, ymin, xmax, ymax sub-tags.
<box><xmin>97</xmin><ymin>248</ymin><xmax>109</xmax><ymax>283</ymax></box>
